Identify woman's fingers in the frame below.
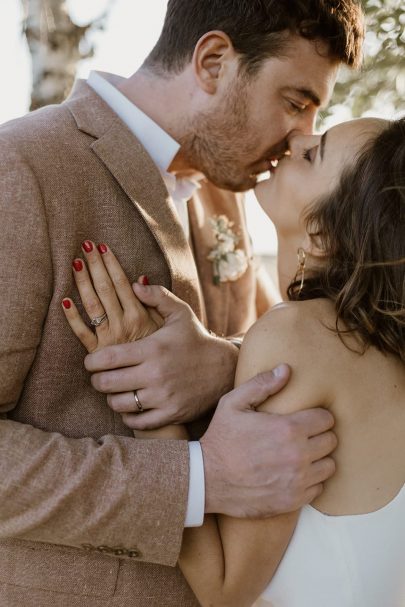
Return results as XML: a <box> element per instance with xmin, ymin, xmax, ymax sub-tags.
<box><xmin>68</xmin><ymin>241</ymin><xmax>157</xmax><ymax>346</ymax></box>
<box><xmin>80</xmin><ymin>240</ymin><xmax>123</xmax><ymax>323</ymax></box>
<box><xmin>72</xmin><ymin>255</ymin><xmax>110</xmax><ymax>328</ymax></box>
<box><xmin>96</xmin><ymin>244</ymin><xmax>146</xmax><ymax>315</ymax></box>
<box><xmin>62</xmin><ymin>298</ymin><xmax>98</xmax><ymax>352</ymax></box>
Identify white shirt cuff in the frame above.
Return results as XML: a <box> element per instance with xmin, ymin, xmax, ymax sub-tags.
<box><xmin>184</xmin><ymin>441</ymin><xmax>205</xmax><ymax>527</ymax></box>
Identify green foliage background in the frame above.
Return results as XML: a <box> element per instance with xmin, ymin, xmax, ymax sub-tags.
<box><xmin>325</xmin><ymin>0</ymin><xmax>404</xmax><ymax>122</ymax></box>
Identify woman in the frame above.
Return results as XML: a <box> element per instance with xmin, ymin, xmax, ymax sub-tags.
<box><xmin>63</xmin><ymin>116</ymin><xmax>405</xmax><ymax>606</ymax></box>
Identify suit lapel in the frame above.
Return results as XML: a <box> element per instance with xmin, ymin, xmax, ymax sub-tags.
<box><xmin>66</xmin><ymin>81</ymin><xmax>205</xmax><ymax>321</ymax></box>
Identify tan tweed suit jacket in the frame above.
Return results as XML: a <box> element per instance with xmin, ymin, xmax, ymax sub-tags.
<box><xmin>0</xmin><ymin>81</ymin><xmax>264</xmax><ymax>606</ymax></box>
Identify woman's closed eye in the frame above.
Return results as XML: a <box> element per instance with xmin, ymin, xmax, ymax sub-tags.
<box><xmin>302</xmin><ymin>146</ymin><xmax>318</xmax><ymax>163</ymax></box>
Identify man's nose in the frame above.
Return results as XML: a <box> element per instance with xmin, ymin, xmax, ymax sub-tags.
<box><xmin>291</xmin><ymin>110</ymin><xmax>317</xmax><ymax>137</ymax></box>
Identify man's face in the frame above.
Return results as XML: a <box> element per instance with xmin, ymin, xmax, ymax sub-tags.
<box><xmin>179</xmin><ymin>35</ymin><xmax>339</xmax><ymax>192</ymax></box>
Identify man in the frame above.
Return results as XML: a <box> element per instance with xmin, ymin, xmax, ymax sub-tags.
<box><xmin>0</xmin><ymin>1</ymin><xmax>364</xmax><ymax>605</ymax></box>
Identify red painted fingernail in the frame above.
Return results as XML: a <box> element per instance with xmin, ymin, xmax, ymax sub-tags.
<box><xmin>62</xmin><ymin>299</ymin><xmax>71</xmax><ymax>309</ymax></box>
<box><xmin>97</xmin><ymin>243</ymin><xmax>108</xmax><ymax>254</ymax></box>
<box><xmin>73</xmin><ymin>259</ymin><xmax>83</xmax><ymax>272</ymax></box>
<box><xmin>82</xmin><ymin>240</ymin><xmax>93</xmax><ymax>253</ymax></box>
<box><xmin>141</xmin><ymin>275</ymin><xmax>149</xmax><ymax>286</ymax></box>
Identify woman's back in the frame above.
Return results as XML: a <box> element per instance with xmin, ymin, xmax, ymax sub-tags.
<box><xmin>236</xmin><ymin>298</ymin><xmax>405</xmax><ymax>606</ymax></box>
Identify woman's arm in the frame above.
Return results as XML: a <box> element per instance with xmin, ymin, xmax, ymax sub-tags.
<box><xmin>178</xmin><ymin>303</ymin><xmax>331</xmax><ymax>607</ymax></box>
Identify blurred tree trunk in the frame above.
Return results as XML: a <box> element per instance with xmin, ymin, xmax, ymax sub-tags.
<box><xmin>22</xmin><ymin>0</ymin><xmax>103</xmax><ymax>110</ymax></box>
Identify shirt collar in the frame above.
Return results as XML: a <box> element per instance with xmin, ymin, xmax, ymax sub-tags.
<box><xmin>87</xmin><ymin>71</ymin><xmax>180</xmax><ymax>173</ymax></box>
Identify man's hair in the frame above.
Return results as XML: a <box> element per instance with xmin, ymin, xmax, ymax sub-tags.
<box><xmin>288</xmin><ymin>117</ymin><xmax>405</xmax><ymax>363</ymax></box>
<box><xmin>144</xmin><ymin>0</ymin><xmax>364</xmax><ymax>75</ymax></box>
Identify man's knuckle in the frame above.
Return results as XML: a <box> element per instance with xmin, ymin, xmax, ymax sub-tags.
<box><xmin>217</xmin><ymin>393</ymin><xmax>230</xmax><ymax>410</ymax></box>
<box><xmin>181</xmin><ymin>302</ymin><xmax>193</xmax><ymax>319</ymax></box>
<box><xmin>159</xmin><ymin>285</ymin><xmax>170</xmax><ymax>298</ymax></box>
<box><xmin>128</xmin><ymin>416</ymin><xmax>148</xmax><ymax>431</ymax></box>
<box><xmin>94</xmin><ymin>373</ymin><xmax>112</xmax><ymax>392</ymax></box>
<box><xmin>249</xmin><ymin>373</ymin><xmax>268</xmax><ymax>395</ymax></box>
<box><xmin>324</xmin><ymin>457</ymin><xmax>336</xmax><ymax>476</ymax></box>
<box><xmin>102</xmin><ymin>347</ymin><xmax>120</xmax><ymax>368</ymax></box>
<box><xmin>277</xmin><ymin>419</ymin><xmax>295</xmax><ymax>443</ymax></box>
<box><xmin>147</xmin><ymin>366</ymin><xmax>162</xmax><ymax>385</ymax></box>
<box><xmin>107</xmin><ymin>395</ymin><xmax>119</xmax><ymax>411</ymax></box>
<box><xmin>327</xmin><ymin>432</ymin><xmax>338</xmax><ymax>451</ymax></box>
<box><xmin>121</xmin><ymin>414</ymin><xmax>136</xmax><ymax>429</ymax></box>
<box><xmin>283</xmin><ymin>445</ymin><xmax>305</xmax><ymax>472</ymax></box>
<box><xmin>152</xmin><ymin>341</ymin><xmax>168</xmax><ymax>359</ymax></box>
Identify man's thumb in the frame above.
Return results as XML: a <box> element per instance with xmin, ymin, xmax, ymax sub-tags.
<box><xmin>132</xmin><ymin>283</ymin><xmax>187</xmax><ymax>319</ymax></box>
<box><xmin>222</xmin><ymin>366</ymin><xmax>291</xmax><ymax>412</ymax></box>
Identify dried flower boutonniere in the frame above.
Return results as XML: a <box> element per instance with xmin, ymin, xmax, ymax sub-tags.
<box><xmin>207</xmin><ymin>215</ymin><xmax>249</xmax><ymax>285</ymax></box>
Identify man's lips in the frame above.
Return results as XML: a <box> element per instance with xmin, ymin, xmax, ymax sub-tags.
<box><xmin>268</xmin><ymin>158</ymin><xmax>280</xmax><ymax>174</ymax></box>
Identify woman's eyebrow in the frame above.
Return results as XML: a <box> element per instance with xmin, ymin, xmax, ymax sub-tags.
<box><xmin>320</xmin><ymin>131</ymin><xmax>328</xmax><ymax>161</ymax></box>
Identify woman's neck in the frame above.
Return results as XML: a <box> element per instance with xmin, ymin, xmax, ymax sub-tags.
<box><xmin>277</xmin><ymin>235</ymin><xmax>306</xmax><ymax>300</ymax></box>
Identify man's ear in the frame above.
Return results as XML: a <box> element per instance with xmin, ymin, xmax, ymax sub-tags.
<box><xmin>192</xmin><ymin>31</ymin><xmax>237</xmax><ymax>94</ymax></box>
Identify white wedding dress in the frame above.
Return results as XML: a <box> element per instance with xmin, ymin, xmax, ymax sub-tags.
<box><xmin>253</xmin><ymin>481</ymin><xmax>405</xmax><ymax>607</ymax></box>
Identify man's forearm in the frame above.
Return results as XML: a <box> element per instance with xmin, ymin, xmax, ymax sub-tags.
<box><xmin>0</xmin><ymin>419</ymin><xmax>190</xmax><ymax>566</ymax></box>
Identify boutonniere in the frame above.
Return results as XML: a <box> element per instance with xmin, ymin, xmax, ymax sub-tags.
<box><xmin>207</xmin><ymin>215</ymin><xmax>249</xmax><ymax>285</ymax></box>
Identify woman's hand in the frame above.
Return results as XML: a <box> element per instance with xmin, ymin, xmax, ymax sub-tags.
<box><xmin>62</xmin><ymin>241</ymin><xmax>186</xmax><ymax>441</ymax></box>
<box><xmin>62</xmin><ymin>240</ymin><xmax>163</xmax><ymax>353</ymax></box>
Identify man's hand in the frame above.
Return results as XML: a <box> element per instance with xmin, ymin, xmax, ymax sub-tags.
<box><xmin>201</xmin><ymin>367</ymin><xmax>337</xmax><ymax>517</ymax></box>
<box><xmin>84</xmin><ymin>284</ymin><xmax>239</xmax><ymax>429</ymax></box>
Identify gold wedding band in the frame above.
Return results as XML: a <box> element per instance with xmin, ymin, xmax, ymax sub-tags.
<box><xmin>133</xmin><ymin>390</ymin><xmax>144</xmax><ymax>413</ymax></box>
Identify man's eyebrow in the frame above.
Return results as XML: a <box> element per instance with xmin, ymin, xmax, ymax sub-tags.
<box><xmin>320</xmin><ymin>131</ymin><xmax>328</xmax><ymax>161</ymax></box>
<box><xmin>295</xmin><ymin>88</ymin><xmax>321</xmax><ymax>107</ymax></box>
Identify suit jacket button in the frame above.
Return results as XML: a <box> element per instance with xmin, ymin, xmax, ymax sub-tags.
<box><xmin>128</xmin><ymin>550</ymin><xmax>140</xmax><ymax>558</ymax></box>
<box><xmin>97</xmin><ymin>545</ymin><xmax>110</xmax><ymax>553</ymax></box>
<box><xmin>114</xmin><ymin>548</ymin><xmax>125</xmax><ymax>556</ymax></box>
<box><xmin>81</xmin><ymin>544</ymin><xmax>94</xmax><ymax>551</ymax></box>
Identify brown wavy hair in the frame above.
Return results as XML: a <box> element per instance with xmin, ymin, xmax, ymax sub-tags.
<box><xmin>288</xmin><ymin>117</ymin><xmax>405</xmax><ymax>362</ymax></box>
<box><xmin>144</xmin><ymin>0</ymin><xmax>364</xmax><ymax>75</ymax></box>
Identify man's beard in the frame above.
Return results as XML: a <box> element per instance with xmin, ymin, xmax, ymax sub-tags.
<box><xmin>178</xmin><ymin>81</ymin><xmax>260</xmax><ymax>192</ymax></box>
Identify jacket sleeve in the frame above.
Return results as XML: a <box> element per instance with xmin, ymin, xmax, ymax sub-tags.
<box><xmin>0</xmin><ymin>139</ymin><xmax>189</xmax><ymax>567</ymax></box>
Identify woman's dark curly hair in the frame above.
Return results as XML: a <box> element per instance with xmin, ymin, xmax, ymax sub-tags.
<box><xmin>288</xmin><ymin>117</ymin><xmax>405</xmax><ymax>362</ymax></box>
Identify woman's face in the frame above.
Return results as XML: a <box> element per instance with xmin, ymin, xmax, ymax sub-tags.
<box><xmin>254</xmin><ymin>118</ymin><xmax>387</xmax><ymax>239</ymax></box>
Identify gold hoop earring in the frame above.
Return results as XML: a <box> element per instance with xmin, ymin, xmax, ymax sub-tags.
<box><xmin>294</xmin><ymin>247</ymin><xmax>306</xmax><ymax>295</ymax></box>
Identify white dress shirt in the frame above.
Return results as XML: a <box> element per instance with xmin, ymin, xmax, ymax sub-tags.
<box><xmin>88</xmin><ymin>71</ymin><xmax>205</xmax><ymax>527</ymax></box>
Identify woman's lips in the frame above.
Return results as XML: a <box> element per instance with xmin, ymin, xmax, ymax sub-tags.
<box><xmin>252</xmin><ymin>158</ymin><xmax>279</xmax><ymax>176</ymax></box>
<box><xmin>249</xmin><ymin>156</ymin><xmax>281</xmax><ymax>181</ymax></box>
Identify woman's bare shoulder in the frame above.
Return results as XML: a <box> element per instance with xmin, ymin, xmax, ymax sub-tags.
<box><xmin>247</xmin><ymin>298</ymin><xmax>337</xmax><ymax>346</ymax></box>
<box><xmin>236</xmin><ymin>299</ymin><xmax>339</xmax><ymax>412</ymax></box>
